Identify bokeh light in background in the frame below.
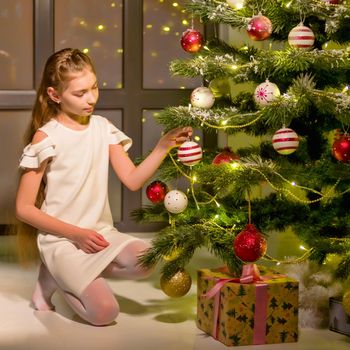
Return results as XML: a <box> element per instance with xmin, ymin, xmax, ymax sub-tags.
<box><xmin>143</xmin><ymin>0</ymin><xmax>202</xmax><ymax>89</ymax></box>
<box><xmin>54</xmin><ymin>0</ymin><xmax>123</xmax><ymax>89</ymax></box>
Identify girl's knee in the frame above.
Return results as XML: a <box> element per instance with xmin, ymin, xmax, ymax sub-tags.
<box><xmin>89</xmin><ymin>298</ymin><xmax>120</xmax><ymax>326</ymax></box>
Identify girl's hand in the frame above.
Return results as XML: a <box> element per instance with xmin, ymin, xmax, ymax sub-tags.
<box><xmin>157</xmin><ymin>126</ymin><xmax>193</xmax><ymax>151</ymax></box>
<box><xmin>73</xmin><ymin>229</ymin><xmax>110</xmax><ymax>254</ymax></box>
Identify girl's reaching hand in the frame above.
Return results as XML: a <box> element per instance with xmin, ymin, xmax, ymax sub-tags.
<box><xmin>73</xmin><ymin>229</ymin><xmax>110</xmax><ymax>253</ymax></box>
<box><xmin>157</xmin><ymin>126</ymin><xmax>193</xmax><ymax>151</ymax></box>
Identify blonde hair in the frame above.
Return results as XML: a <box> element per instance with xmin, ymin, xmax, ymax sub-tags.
<box><xmin>16</xmin><ymin>48</ymin><xmax>96</xmax><ymax>265</ymax></box>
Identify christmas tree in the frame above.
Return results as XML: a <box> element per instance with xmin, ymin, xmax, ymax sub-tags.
<box><xmin>135</xmin><ymin>0</ymin><xmax>350</xmax><ymax>296</ymax></box>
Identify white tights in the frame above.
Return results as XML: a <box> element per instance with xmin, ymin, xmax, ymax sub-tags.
<box><xmin>32</xmin><ymin>240</ymin><xmax>153</xmax><ymax>326</ymax></box>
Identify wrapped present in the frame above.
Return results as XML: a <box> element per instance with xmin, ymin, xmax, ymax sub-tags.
<box><xmin>329</xmin><ymin>297</ymin><xmax>350</xmax><ymax>337</ymax></box>
<box><xmin>196</xmin><ymin>265</ymin><xmax>299</xmax><ymax>346</ymax></box>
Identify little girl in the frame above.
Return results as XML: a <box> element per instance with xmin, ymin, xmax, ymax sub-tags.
<box><xmin>15</xmin><ymin>48</ymin><xmax>192</xmax><ymax>326</ymax></box>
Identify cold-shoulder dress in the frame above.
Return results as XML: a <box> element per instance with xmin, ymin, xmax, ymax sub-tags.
<box><xmin>19</xmin><ymin>115</ymin><xmax>142</xmax><ymax>296</ymax></box>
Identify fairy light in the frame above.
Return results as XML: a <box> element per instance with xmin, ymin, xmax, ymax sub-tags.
<box><xmin>215</xmin><ymin>214</ymin><xmax>220</xmax><ymax>219</ymax></box>
<box><xmin>286</xmin><ymin>1</ymin><xmax>293</xmax><ymax>8</ymax></box>
<box><xmin>342</xmin><ymin>85</ymin><xmax>349</xmax><ymax>93</ymax></box>
<box><xmin>230</xmin><ymin>64</ymin><xmax>238</xmax><ymax>70</ymax></box>
<box><xmin>221</xmin><ymin>119</ymin><xmax>228</xmax><ymax>126</ymax></box>
<box><xmin>97</xmin><ymin>24</ymin><xmax>105</xmax><ymax>31</ymax></box>
<box><xmin>146</xmin><ymin>24</ymin><xmax>153</xmax><ymax>29</ymax></box>
<box><xmin>231</xmin><ymin>162</ymin><xmax>240</xmax><ymax>169</ymax></box>
<box><xmin>192</xmin><ymin>175</ymin><xmax>197</xmax><ymax>183</ymax></box>
<box><xmin>82</xmin><ymin>48</ymin><xmax>89</xmax><ymax>54</ymax></box>
<box><xmin>162</xmin><ymin>26</ymin><xmax>171</xmax><ymax>33</ymax></box>
<box><xmin>215</xmin><ymin>200</ymin><xmax>221</xmax><ymax>208</ymax></box>
<box><xmin>110</xmin><ymin>2</ymin><xmax>116</xmax><ymax>7</ymax></box>
<box><xmin>291</xmin><ymin>181</ymin><xmax>296</xmax><ymax>186</ymax></box>
<box><xmin>300</xmin><ymin>245</ymin><xmax>306</xmax><ymax>251</ymax></box>
<box><xmin>172</xmin><ymin>2</ymin><xmax>179</xmax><ymax>7</ymax></box>
<box><xmin>194</xmin><ymin>135</ymin><xmax>201</xmax><ymax>142</ymax></box>
<box><xmin>182</xmin><ymin>19</ymin><xmax>189</xmax><ymax>26</ymax></box>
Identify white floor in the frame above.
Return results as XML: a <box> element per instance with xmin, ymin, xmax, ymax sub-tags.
<box><xmin>0</xmin><ymin>234</ymin><xmax>349</xmax><ymax>350</ymax></box>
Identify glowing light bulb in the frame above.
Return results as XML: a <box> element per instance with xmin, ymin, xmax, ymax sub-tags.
<box><xmin>291</xmin><ymin>181</ymin><xmax>296</xmax><ymax>186</ymax></box>
<box><xmin>215</xmin><ymin>200</ymin><xmax>220</xmax><ymax>208</ymax></box>
<box><xmin>182</xmin><ymin>19</ymin><xmax>189</xmax><ymax>26</ymax></box>
<box><xmin>82</xmin><ymin>48</ymin><xmax>89</xmax><ymax>54</ymax></box>
<box><xmin>172</xmin><ymin>2</ymin><xmax>179</xmax><ymax>7</ymax></box>
<box><xmin>192</xmin><ymin>175</ymin><xmax>197</xmax><ymax>182</ymax></box>
<box><xmin>194</xmin><ymin>136</ymin><xmax>201</xmax><ymax>142</ymax></box>
<box><xmin>162</xmin><ymin>26</ymin><xmax>171</xmax><ymax>32</ymax></box>
<box><xmin>97</xmin><ymin>24</ymin><xmax>105</xmax><ymax>31</ymax></box>
<box><xmin>300</xmin><ymin>245</ymin><xmax>306</xmax><ymax>251</ymax></box>
<box><xmin>231</xmin><ymin>162</ymin><xmax>240</xmax><ymax>169</ymax></box>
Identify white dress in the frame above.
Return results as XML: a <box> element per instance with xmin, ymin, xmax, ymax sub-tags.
<box><xmin>19</xmin><ymin>115</ymin><xmax>141</xmax><ymax>296</ymax></box>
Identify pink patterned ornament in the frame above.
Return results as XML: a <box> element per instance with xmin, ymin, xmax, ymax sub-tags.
<box><xmin>254</xmin><ymin>80</ymin><xmax>280</xmax><ymax>106</ymax></box>
<box><xmin>288</xmin><ymin>23</ymin><xmax>315</xmax><ymax>49</ymax></box>
<box><xmin>272</xmin><ymin>127</ymin><xmax>299</xmax><ymax>155</ymax></box>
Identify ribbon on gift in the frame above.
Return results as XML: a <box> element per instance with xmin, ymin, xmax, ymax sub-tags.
<box><xmin>202</xmin><ymin>264</ymin><xmax>279</xmax><ymax>345</ymax></box>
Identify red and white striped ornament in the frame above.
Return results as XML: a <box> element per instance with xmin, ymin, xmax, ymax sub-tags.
<box><xmin>272</xmin><ymin>127</ymin><xmax>299</xmax><ymax>155</ymax></box>
<box><xmin>177</xmin><ymin>140</ymin><xmax>202</xmax><ymax>166</ymax></box>
<box><xmin>288</xmin><ymin>23</ymin><xmax>315</xmax><ymax>50</ymax></box>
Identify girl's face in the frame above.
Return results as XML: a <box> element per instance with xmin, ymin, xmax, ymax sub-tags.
<box><xmin>50</xmin><ymin>67</ymin><xmax>99</xmax><ymax>118</ymax></box>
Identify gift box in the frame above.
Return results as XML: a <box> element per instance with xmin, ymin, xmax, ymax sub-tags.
<box><xmin>196</xmin><ymin>265</ymin><xmax>299</xmax><ymax>346</ymax></box>
<box><xmin>329</xmin><ymin>297</ymin><xmax>350</xmax><ymax>337</ymax></box>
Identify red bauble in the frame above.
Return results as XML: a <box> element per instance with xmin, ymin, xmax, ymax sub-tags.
<box><xmin>212</xmin><ymin>147</ymin><xmax>240</xmax><ymax>165</ymax></box>
<box><xmin>332</xmin><ymin>134</ymin><xmax>350</xmax><ymax>163</ymax></box>
<box><xmin>146</xmin><ymin>181</ymin><xmax>168</xmax><ymax>204</ymax></box>
<box><xmin>180</xmin><ymin>29</ymin><xmax>203</xmax><ymax>53</ymax></box>
<box><xmin>323</xmin><ymin>0</ymin><xmax>342</xmax><ymax>4</ymax></box>
<box><xmin>233</xmin><ymin>224</ymin><xmax>267</xmax><ymax>262</ymax></box>
<box><xmin>247</xmin><ymin>13</ymin><xmax>272</xmax><ymax>41</ymax></box>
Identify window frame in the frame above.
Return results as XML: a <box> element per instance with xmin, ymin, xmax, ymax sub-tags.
<box><xmin>0</xmin><ymin>0</ymin><xmax>216</xmax><ymax>231</ymax></box>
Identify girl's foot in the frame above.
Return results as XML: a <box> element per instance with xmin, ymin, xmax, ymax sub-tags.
<box><xmin>31</xmin><ymin>263</ymin><xmax>57</xmax><ymax>311</ymax></box>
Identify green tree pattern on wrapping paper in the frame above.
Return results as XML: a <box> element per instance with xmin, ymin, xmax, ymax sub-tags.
<box><xmin>249</xmin><ymin>317</ymin><xmax>254</xmax><ymax>330</ymax></box>
<box><xmin>237</xmin><ymin>314</ymin><xmax>248</xmax><ymax>323</ymax></box>
<box><xmin>277</xmin><ymin>317</ymin><xmax>287</xmax><ymax>325</ymax></box>
<box><xmin>237</xmin><ymin>284</ymin><xmax>246</xmax><ymax>297</ymax></box>
<box><xmin>226</xmin><ymin>309</ymin><xmax>237</xmax><ymax>318</ymax></box>
<box><xmin>229</xmin><ymin>334</ymin><xmax>241</xmax><ymax>346</ymax></box>
<box><xmin>280</xmin><ymin>330</ymin><xmax>288</xmax><ymax>342</ymax></box>
<box><xmin>266</xmin><ymin>323</ymin><xmax>272</xmax><ymax>335</ymax></box>
<box><xmin>284</xmin><ymin>282</ymin><xmax>297</xmax><ymax>291</ymax></box>
<box><xmin>282</xmin><ymin>302</ymin><xmax>293</xmax><ymax>310</ymax></box>
<box><xmin>270</xmin><ymin>297</ymin><xmax>278</xmax><ymax>310</ymax></box>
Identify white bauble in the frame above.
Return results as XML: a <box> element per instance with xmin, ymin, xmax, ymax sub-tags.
<box><xmin>190</xmin><ymin>87</ymin><xmax>215</xmax><ymax>109</ymax></box>
<box><xmin>226</xmin><ymin>0</ymin><xmax>245</xmax><ymax>9</ymax></box>
<box><xmin>164</xmin><ymin>190</ymin><xmax>188</xmax><ymax>214</ymax></box>
<box><xmin>254</xmin><ymin>79</ymin><xmax>280</xmax><ymax>106</ymax></box>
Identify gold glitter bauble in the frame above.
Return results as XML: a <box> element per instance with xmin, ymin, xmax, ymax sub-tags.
<box><xmin>160</xmin><ymin>270</ymin><xmax>192</xmax><ymax>298</ymax></box>
<box><xmin>343</xmin><ymin>290</ymin><xmax>350</xmax><ymax>316</ymax></box>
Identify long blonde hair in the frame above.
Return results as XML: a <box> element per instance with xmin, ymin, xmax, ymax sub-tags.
<box><xmin>16</xmin><ymin>48</ymin><xmax>96</xmax><ymax>265</ymax></box>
